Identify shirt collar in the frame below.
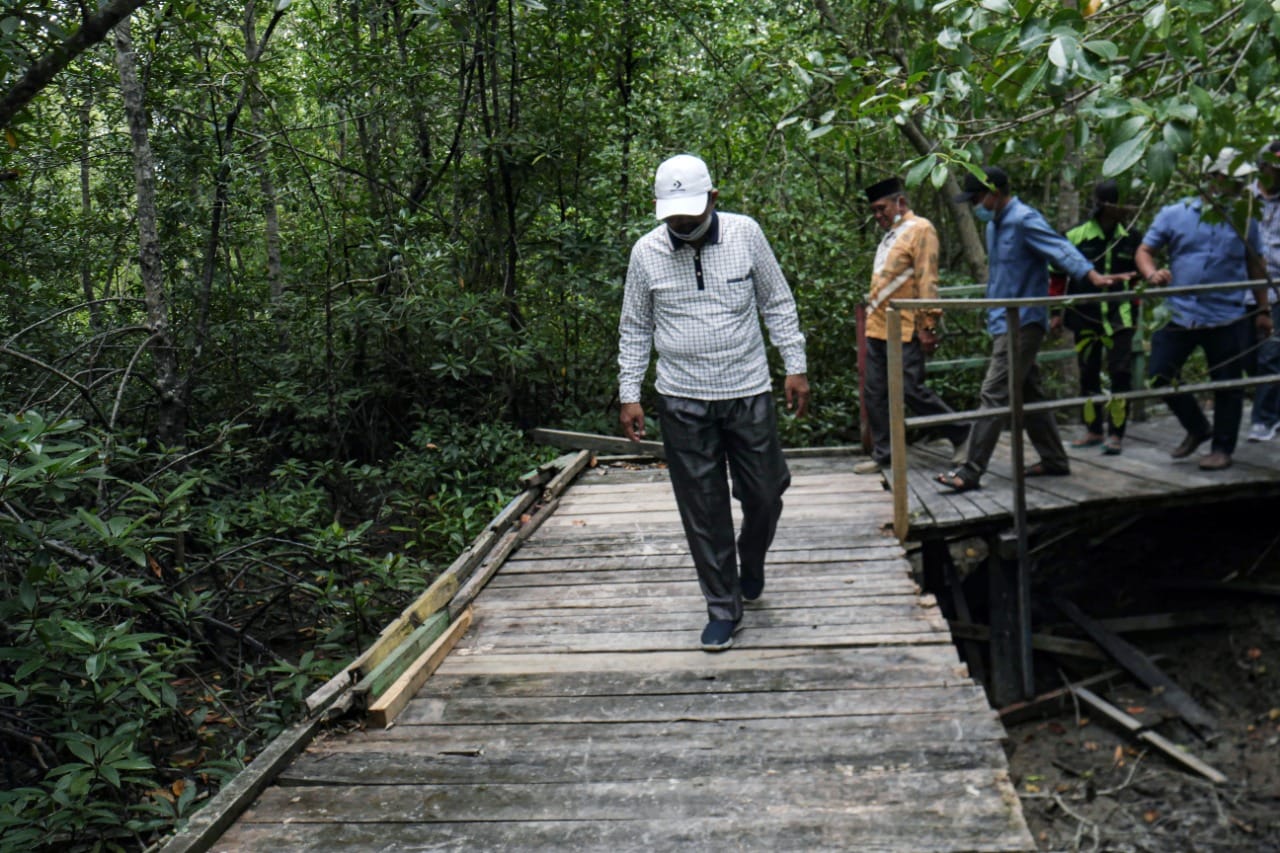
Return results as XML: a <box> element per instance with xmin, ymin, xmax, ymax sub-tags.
<box><xmin>666</xmin><ymin>211</ymin><xmax>721</xmax><ymax>250</ymax></box>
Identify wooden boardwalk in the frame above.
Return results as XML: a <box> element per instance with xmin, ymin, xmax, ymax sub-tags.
<box><xmin>903</xmin><ymin>411</ymin><xmax>1280</xmax><ymax>539</ymax></box>
<box><xmin>214</xmin><ymin>456</ymin><xmax>1033</xmax><ymax>851</ymax></box>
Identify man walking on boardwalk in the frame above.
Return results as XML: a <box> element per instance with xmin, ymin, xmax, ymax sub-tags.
<box><xmin>857</xmin><ymin>177</ymin><xmax>968</xmax><ymax>475</ymax></box>
<box><xmin>1135</xmin><ymin>147</ymin><xmax>1271</xmax><ymax>471</ymax></box>
<box><xmin>618</xmin><ymin>154</ymin><xmax>810</xmax><ymax>652</ymax></box>
<box><xmin>937</xmin><ymin>165</ymin><xmax>1124</xmax><ymax>493</ymax></box>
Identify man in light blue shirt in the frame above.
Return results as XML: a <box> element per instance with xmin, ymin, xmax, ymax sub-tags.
<box><xmin>1135</xmin><ymin>148</ymin><xmax>1271</xmax><ymax>471</ymax></box>
<box><xmin>937</xmin><ymin>166</ymin><xmax>1122</xmax><ymax>492</ymax></box>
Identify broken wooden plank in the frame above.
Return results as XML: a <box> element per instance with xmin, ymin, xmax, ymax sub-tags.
<box><xmin>531</xmin><ymin>428</ymin><xmax>665</xmax><ymax>459</ymax></box>
<box><xmin>368</xmin><ymin>607</ymin><xmax>473</xmax><ymax>728</ymax></box>
<box><xmin>1071</xmin><ymin>686</ymin><xmax>1227</xmax><ymax>784</ymax></box>
<box><xmin>158</xmin><ymin>714</ymin><xmax>325</xmax><ymax>853</ymax></box>
<box><xmin>998</xmin><ymin>658</ymin><xmax>1167</xmax><ymax>725</ymax></box>
<box><xmin>352</xmin><ymin>611</ymin><xmax>450</xmax><ymax>703</ymax></box>
<box><xmin>541</xmin><ymin>449</ymin><xmax>593</xmax><ymax>501</ymax></box>
<box><xmin>348</xmin><ymin>572</ymin><xmax>459</xmax><ymax>679</ymax></box>
<box><xmin>1053</xmin><ymin>596</ymin><xmax>1217</xmax><ymax>737</ymax></box>
<box><xmin>948</xmin><ymin>621</ymin><xmax>1107</xmax><ymax>661</ymax></box>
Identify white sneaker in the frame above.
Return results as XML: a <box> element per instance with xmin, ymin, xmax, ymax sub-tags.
<box><xmin>853</xmin><ymin>459</ymin><xmax>882</xmax><ymax>475</ymax></box>
<box><xmin>1247</xmin><ymin>422</ymin><xmax>1279</xmax><ymax>442</ymax></box>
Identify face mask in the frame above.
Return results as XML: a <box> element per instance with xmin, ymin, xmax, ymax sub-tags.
<box><xmin>973</xmin><ymin>204</ymin><xmax>994</xmax><ymax>223</ymax></box>
<box><xmin>668</xmin><ymin>214</ymin><xmax>713</xmax><ymax>243</ymax></box>
<box><xmin>891</xmin><ymin>212</ymin><xmax>903</xmax><ymax>226</ymax></box>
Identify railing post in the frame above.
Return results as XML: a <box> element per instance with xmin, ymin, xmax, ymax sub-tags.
<box><xmin>887</xmin><ymin>307</ymin><xmax>909</xmax><ymax>539</ymax></box>
<box><xmin>1003</xmin><ymin>306</ymin><xmax>1034</xmax><ymax>701</ymax></box>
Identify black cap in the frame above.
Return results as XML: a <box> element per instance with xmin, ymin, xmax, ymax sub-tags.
<box><xmin>864</xmin><ymin>177</ymin><xmax>904</xmax><ymax>203</ymax></box>
<box><xmin>1093</xmin><ymin>179</ymin><xmax>1120</xmax><ymax>206</ymax></box>
<box><xmin>953</xmin><ymin>165</ymin><xmax>1009</xmax><ymax>202</ymax></box>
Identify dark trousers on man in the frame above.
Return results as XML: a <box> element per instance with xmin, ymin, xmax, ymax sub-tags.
<box><xmin>1148</xmin><ymin>318</ymin><xmax>1250</xmax><ymax>455</ymax></box>
<box><xmin>959</xmin><ymin>324</ymin><xmax>1069</xmax><ymax>480</ymax></box>
<box><xmin>657</xmin><ymin>391</ymin><xmax>789</xmax><ymax>623</ymax></box>
<box><xmin>1072</xmin><ymin>321</ymin><xmax>1135</xmax><ymax>437</ymax></box>
<box><xmin>865</xmin><ymin>336</ymin><xmax>968</xmax><ymax>465</ymax></box>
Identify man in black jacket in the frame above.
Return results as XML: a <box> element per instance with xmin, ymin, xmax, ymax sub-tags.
<box><xmin>1053</xmin><ymin>180</ymin><xmax>1142</xmax><ymax>455</ymax></box>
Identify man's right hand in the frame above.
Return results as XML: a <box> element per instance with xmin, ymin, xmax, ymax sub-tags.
<box><xmin>620</xmin><ymin>402</ymin><xmax>646</xmax><ymax>441</ymax></box>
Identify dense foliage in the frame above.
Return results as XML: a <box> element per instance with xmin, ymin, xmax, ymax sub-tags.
<box><xmin>2</xmin><ymin>0</ymin><xmax>1280</xmax><ymax>848</ymax></box>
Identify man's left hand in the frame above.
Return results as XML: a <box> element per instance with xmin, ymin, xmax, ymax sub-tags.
<box><xmin>918</xmin><ymin>328</ymin><xmax>942</xmax><ymax>356</ymax></box>
<box><xmin>1258</xmin><ymin>308</ymin><xmax>1274</xmax><ymax>337</ymax></box>
<box><xmin>785</xmin><ymin>374</ymin><xmax>810</xmax><ymax>418</ymax></box>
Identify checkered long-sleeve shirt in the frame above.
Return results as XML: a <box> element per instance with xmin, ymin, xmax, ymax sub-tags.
<box><xmin>618</xmin><ymin>212</ymin><xmax>807</xmax><ymax>404</ymax></box>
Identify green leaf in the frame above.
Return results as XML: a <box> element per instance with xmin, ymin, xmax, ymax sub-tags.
<box><xmin>805</xmin><ymin>124</ymin><xmax>833</xmax><ymax>140</ymax></box>
<box><xmin>1082</xmin><ymin>40</ymin><xmax>1118</xmax><ymax>62</ymax></box>
<box><xmin>1102</xmin><ymin>129</ymin><xmax>1151</xmax><ymax>177</ymax></box>
<box><xmin>1145</xmin><ymin>140</ymin><xmax>1176</xmax><ymax>185</ymax></box>
<box><xmin>1048</xmin><ymin>37</ymin><xmax>1069</xmax><ymax>69</ymax></box>
<box><xmin>980</xmin><ymin>0</ymin><xmax>1012</xmax><ymax>13</ymax></box>
<box><xmin>1161</xmin><ymin>121</ymin><xmax>1193</xmax><ymax>154</ymax></box>
<box><xmin>930</xmin><ymin>163</ymin><xmax>950</xmax><ymax>189</ymax></box>
<box><xmin>906</xmin><ymin>155</ymin><xmax>938</xmax><ymax>187</ymax></box>
<box><xmin>937</xmin><ymin>27</ymin><xmax>963</xmax><ymax>50</ymax></box>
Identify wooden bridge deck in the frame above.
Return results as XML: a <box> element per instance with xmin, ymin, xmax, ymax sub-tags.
<box><xmin>903</xmin><ymin>411</ymin><xmax>1280</xmax><ymax>540</ymax></box>
<box><xmin>214</xmin><ymin>456</ymin><xmax>1033</xmax><ymax>851</ymax></box>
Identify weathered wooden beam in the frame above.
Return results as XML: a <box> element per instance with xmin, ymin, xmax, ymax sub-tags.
<box><xmin>998</xmin><ymin>658</ymin><xmax>1167</xmax><ymax>725</ymax></box>
<box><xmin>448</xmin><ymin>497</ymin><xmax>559</xmax><ymax>620</ymax></box>
<box><xmin>158</xmin><ymin>714</ymin><xmax>324</xmax><ymax>853</ymax></box>
<box><xmin>530</xmin><ymin>428</ymin><xmax>665</xmax><ymax>458</ymax></box>
<box><xmin>949</xmin><ymin>621</ymin><xmax>1106</xmax><ymax>661</ymax></box>
<box><xmin>542</xmin><ymin>448</ymin><xmax>593</xmax><ymax>501</ymax></box>
<box><xmin>1053</xmin><ymin>596</ymin><xmax>1217</xmax><ymax>737</ymax></box>
<box><xmin>351</xmin><ymin>611</ymin><xmax>450</xmax><ymax>703</ymax></box>
<box><xmin>348</xmin><ymin>572</ymin><xmax>459</xmax><ymax>679</ymax></box>
<box><xmin>1071</xmin><ymin>686</ymin><xmax>1227</xmax><ymax>784</ymax></box>
<box><xmin>368</xmin><ymin>607</ymin><xmax>474</xmax><ymax>728</ymax></box>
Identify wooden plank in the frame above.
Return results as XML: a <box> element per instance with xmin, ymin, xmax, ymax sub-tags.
<box><xmin>541</xmin><ymin>448</ymin><xmax>593</xmax><ymax>501</ymax></box>
<box><xmin>347</xmin><ymin>571</ymin><xmax>458</xmax><ymax>678</ymax></box>
<box><xmin>1053</xmin><ymin>596</ymin><xmax>1217</xmax><ymax>735</ymax></box>
<box><xmin>216</xmin><ymin>806</ymin><xmax>1033</xmax><ymax>852</ymax></box>
<box><xmin>243</xmin><ymin>767</ymin><xmax>1019</xmax><ymax>823</ymax></box>
<box><xmin>530</xmin><ymin>427</ymin><xmax>666</xmax><ymax>458</ymax></box>
<box><xmin>159</xmin><ymin>715</ymin><xmax>324</xmax><ymax>853</ymax></box>
<box><xmin>351</xmin><ymin>611</ymin><xmax>449</xmax><ymax>702</ymax></box>
<box><xmin>948</xmin><ymin>620</ymin><xmax>1107</xmax><ymax>661</ymax></box>
<box><xmin>367</xmin><ymin>606</ymin><xmax>473</xmax><ymax>728</ymax></box>
<box><xmin>1071</xmin><ymin>686</ymin><xmax>1227</xmax><ymax>784</ymax></box>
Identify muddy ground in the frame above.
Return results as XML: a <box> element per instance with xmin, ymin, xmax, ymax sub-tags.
<box><xmin>978</xmin><ymin>499</ymin><xmax>1280</xmax><ymax>852</ymax></box>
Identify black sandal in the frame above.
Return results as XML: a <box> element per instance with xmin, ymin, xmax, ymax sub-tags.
<box><xmin>936</xmin><ymin>469</ymin><xmax>980</xmax><ymax>492</ymax></box>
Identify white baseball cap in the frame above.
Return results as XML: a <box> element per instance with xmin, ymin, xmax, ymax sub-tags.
<box><xmin>1202</xmin><ymin>147</ymin><xmax>1257</xmax><ymax>177</ymax></box>
<box><xmin>654</xmin><ymin>154</ymin><xmax>714</xmax><ymax>220</ymax></box>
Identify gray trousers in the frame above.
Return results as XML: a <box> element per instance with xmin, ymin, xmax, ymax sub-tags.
<box><xmin>959</xmin><ymin>325</ymin><xmax>1068</xmax><ymax>479</ymax></box>
<box><xmin>865</xmin><ymin>336</ymin><xmax>969</xmax><ymax>465</ymax></box>
<box><xmin>657</xmin><ymin>392</ymin><xmax>790</xmax><ymax>622</ymax></box>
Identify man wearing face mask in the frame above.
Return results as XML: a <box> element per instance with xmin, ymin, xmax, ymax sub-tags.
<box><xmin>857</xmin><ymin>177</ymin><xmax>968</xmax><ymax>475</ymax></box>
<box><xmin>618</xmin><ymin>153</ymin><xmax>809</xmax><ymax>652</ymax></box>
<box><xmin>937</xmin><ymin>166</ymin><xmax>1121</xmax><ymax>492</ymax></box>
<box><xmin>1135</xmin><ymin>148</ymin><xmax>1270</xmax><ymax>471</ymax></box>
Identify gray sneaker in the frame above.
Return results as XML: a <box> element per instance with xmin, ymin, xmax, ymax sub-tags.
<box><xmin>1247</xmin><ymin>422</ymin><xmax>1278</xmax><ymax>442</ymax></box>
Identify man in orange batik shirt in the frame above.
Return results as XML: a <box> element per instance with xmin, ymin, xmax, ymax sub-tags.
<box><xmin>857</xmin><ymin>177</ymin><xmax>968</xmax><ymax>475</ymax></box>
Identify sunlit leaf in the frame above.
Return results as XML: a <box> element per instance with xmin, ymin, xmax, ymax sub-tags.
<box><xmin>1103</xmin><ymin>129</ymin><xmax>1152</xmax><ymax>177</ymax></box>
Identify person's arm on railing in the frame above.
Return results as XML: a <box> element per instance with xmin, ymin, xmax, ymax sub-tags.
<box><xmin>1249</xmin><ymin>249</ymin><xmax>1273</xmax><ymax>336</ymax></box>
<box><xmin>1135</xmin><ymin>243</ymin><xmax>1172</xmax><ymax>286</ymax></box>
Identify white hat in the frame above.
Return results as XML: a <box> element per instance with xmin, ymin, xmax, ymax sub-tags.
<box><xmin>654</xmin><ymin>154</ymin><xmax>714</xmax><ymax>220</ymax></box>
<box><xmin>1203</xmin><ymin>147</ymin><xmax>1257</xmax><ymax>177</ymax></box>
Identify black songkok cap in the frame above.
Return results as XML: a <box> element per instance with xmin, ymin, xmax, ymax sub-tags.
<box><xmin>953</xmin><ymin>165</ymin><xmax>1010</xmax><ymax>202</ymax></box>
<box><xmin>864</xmin><ymin>177</ymin><xmax>904</xmax><ymax>203</ymax></box>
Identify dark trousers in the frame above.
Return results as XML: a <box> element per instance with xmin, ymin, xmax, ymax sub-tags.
<box><xmin>959</xmin><ymin>325</ymin><xmax>1068</xmax><ymax>480</ymax></box>
<box><xmin>1251</xmin><ymin>304</ymin><xmax>1280</xmax><ymax>428</ymax></box>
<box><xmin>865</xmin><ymin>336</ymin><xmax>968</xmax><ymax>465</ymax></box>
<box><xmin>1148</xmin><ymin>318</ymin><xmax>1250</xmax><ymax>455</ymax></box>
<box><xmin>657</xmin><ymin>392</ymin><xmax>790</xmax><ymax>622</ymax></box>
<box><xmin>1072</xmin><ymin>323</ymin><xmax>1135</xmax><ymax>437</ymax></box>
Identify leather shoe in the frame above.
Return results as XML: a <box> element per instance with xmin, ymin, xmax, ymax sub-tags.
<box><xmin>1198</xmin><ymin>451</ymin><xmax>1232</xmax><ymax>471</ymax></box>
<box><xmin>1170</xmin><ymin>431</ymin><xmax>1211</xmax><ymax>459</ymax></box>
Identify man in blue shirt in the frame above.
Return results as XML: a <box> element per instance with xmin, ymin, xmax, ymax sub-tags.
<box><xmin>937</xmin><ymin>166</ymin><xmax>1123</xmax><ymax>492</ymax></box>
<box><xmin>1135</xmin><ymin>148</ymin><xmax>1271</xmax><ymax>471</ymax></box>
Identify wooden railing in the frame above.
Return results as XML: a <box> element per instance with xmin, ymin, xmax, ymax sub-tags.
<box><xmin>883</xmin><ymin>279</ymin><xmax>1280</xmax><ymax>701</ymax></box>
